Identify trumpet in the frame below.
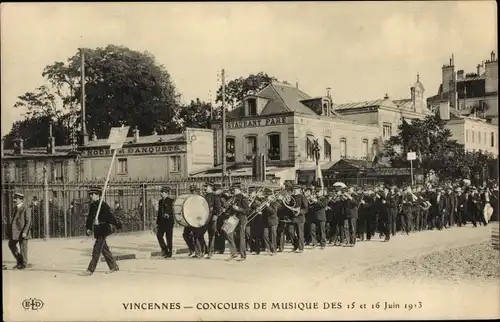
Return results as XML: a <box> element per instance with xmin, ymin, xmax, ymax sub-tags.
<box><xmin>247</xmin><ymin>194</ymin><xmax>278</xmax><ymax>223</ymax></box>
<box><xmin>307</xmin><ymin>194</ymin><xmax>318</xmax><ymax>204</ymax></box>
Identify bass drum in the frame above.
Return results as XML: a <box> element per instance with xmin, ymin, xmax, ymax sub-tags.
<box><xmin>173</xmin><ymin>194</ymin><xmax>210</xmax><ymax>228</ymax></box>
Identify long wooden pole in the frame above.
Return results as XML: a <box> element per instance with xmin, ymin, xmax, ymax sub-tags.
<box><xmin>94</xmin><ymin>149</ymin><xmax>118</xmax><ymax>225</ymax></box>
<box><xmin>221</xmin><ymin>69</ymin><xmax>226</xmax><ymax>183</ymax></box>
<box><xmin>80</xmin><ymin>48</ymin><xmax>88</xmax><ymax>145</ymax></box>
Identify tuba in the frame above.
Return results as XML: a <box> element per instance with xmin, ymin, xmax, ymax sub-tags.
<box><xmin>279</xmin><ymin>191</ymin><xmax>301</xmax><ymax>216</ymax></box>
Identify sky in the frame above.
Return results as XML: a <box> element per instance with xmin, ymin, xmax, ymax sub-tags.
<box><xmin>1</xmin><ymin>1</ymin><xmax>497</xmax><ymax>136</ymax></box>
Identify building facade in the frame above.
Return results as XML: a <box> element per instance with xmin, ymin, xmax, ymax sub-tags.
<box><xmin>427</xmin><ymin>52</ymin><xmax>498</xmax><ymax>124</ymax></box>
<box><xmin>207</xmin><ymin>82</ymin><xmax>380</xmax><ymax>182</ymax></box>
<box><xmin>439</xmin><ymin>102</ymin><xmax>498</xmax><ymax>156</ymax></box>
<box><xmin>334</xmin><ymin>74</ymin><xmax>434</xmax><ymax>150</ymax></box>
<box><xmin>2</xmin><ymin>128</ymin><xmax>214</xmax><ymax>183</ymax></box>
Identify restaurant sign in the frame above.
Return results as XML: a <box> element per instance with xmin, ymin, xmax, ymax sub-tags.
<box><xmin>83</xmin><ymin>144</ymin><xmax>186</xmax><ymax>157</ymax></box>
<box><xmin>213</xmin><ymin>116</ymin><xmax>290</xmax><ymax>130</ymax></box>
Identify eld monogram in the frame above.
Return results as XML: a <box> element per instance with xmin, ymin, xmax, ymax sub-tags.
<box><xmin>22</xmin><ymin>298</ymin><xmax>44</xmax><ymax>311</ymax></box>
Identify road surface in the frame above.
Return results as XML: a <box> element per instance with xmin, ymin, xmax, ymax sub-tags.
<box><xmin>3</xmin><ymin>225</ymin><xmax>499</xmax><ymax>321</ymax></box>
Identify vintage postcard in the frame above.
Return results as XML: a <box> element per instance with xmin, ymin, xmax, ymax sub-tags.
<box><xmin>1</xmin><ymin>1</ymin><xmax>499</xmax><ymax>321</ymax></box>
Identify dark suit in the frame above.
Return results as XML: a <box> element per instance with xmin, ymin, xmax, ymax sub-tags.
<box><xmin>457</xmin><ymin>192</ymin><xmax>468</xmax><ymax>226</ymax></box>
<box><xmin>8</xmin><ymin>203</ymin><xmax>32</xmax><ymax>267</ymax></box>
<box><xmin>376</xmin><ymin>194</ymin><xmax>391</xmax><ymax>241</ymax></box>
<box><xmin>431</xmin><ymin>193</ymin><xmax>446</xmax><ymax>230</ymax></box>
<box><xmin>206</xmin><ymin>194</ymin><xmax>222</xmax><ymax>256</ymax></box>
<box><xmin>289</xmin><ymin>194</ymin><xmax>308</xmax><ymax>251</ymax></box>
<box><xmin>343</xmin><ymin>197</ymin><xmax>358</xmax><ymax>245</ymax></box>
<box><xmin>156</xmin><ymin>197</ymin><xmax>175</xmax><ymax>257</ymax></box>
<box><xmin>85</xmin><ymin>200</ymin><xmax>121</xmax><ymax>272</ymax></box>
<box><xmin>262</xmin><ymin>200</ymin><xmax>279</xmax><ymax>253</ymax></box>
<box><xmin>226</xmin><ymin>193</ymin><xmax>250</xmax><ymax>258</ymax></box>
<box><xmin>310</xmin><ymin>196</ymin><xmax>327</xmax><ymax>247</ymax></box>
<box><xmin>387</xmin><ymin>193</ymin><xmax>399</xmax><ymax>235</ymax></box>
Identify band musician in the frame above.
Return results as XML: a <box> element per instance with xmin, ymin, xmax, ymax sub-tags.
<box><xmin>156</xmin><ymin>185</ymin><xmax>175</xmax><ymax>258</ymax></box>
<box><xmin>183</xmin><ymin>185</ymin><xmax>198</xmax><ymax>256</ymax></box>
<box><xmin>200</xmin><ymin>182</ymin><xmax>221</xmax><ymax>259</ymax></box>
<box><xmin>289</xmin><ymin>185</ymin><xmax>308</xmax><ymax>253</ymax></box>
<box><xmin>213</xmin><ymin>184</ymin><xmax>227</xmax><ymax>254</ymax></box>
<box><xmin>309</xmin><ymin>189</ymin><xmax>327</xmax><ymax>249</ymax></box>
<box><xmin>225</xmin><ymin>182</ymin><xmax>250</xmax><ymax>261</ymax></box>
<box><xmin>262</xmin><ymin>188</ymin><xmax>279</xmax><ymax>255</ymax></box>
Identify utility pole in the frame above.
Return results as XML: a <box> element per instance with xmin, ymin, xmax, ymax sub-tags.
<box><xmin>221</xmin><ymin>69</ymin><xmax>226</xmax><ymax>183</ymax></box>
<box><xmin>80</xmin><ymin>48</ymin><xmax>89</xmax><ymax>145</ymax></box>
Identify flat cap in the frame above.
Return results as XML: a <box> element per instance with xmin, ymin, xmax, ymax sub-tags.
<box><xmin>203</xmin><ymin>182</ymin><xmax>214</xmax><ymax>187</ymax></box>
<box><xmin>88</xmin><ymin>186</ymin><xmax>102</xmax><ymax>195</ymax></box>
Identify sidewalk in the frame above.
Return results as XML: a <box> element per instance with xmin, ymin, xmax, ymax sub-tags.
<box><xmin>2</xmin><ymin>227</ymin><xmax>189</xmax><ymax>266</ymax></box>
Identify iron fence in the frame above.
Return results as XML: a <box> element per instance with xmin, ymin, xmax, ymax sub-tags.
<box><xmin>1</xmin><ymin>178</ymin><xmax>257</xmax><ymax>240</ymax></box>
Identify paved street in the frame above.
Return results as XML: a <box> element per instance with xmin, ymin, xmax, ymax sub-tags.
<box><xmin>3</xmin><ymin>225</ymin><xmax>499</xmax><ymax>321</ymax></box>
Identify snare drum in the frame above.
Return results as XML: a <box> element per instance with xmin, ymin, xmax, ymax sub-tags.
<box><xmin>221</xmin><ymin>215</ymin><xmax>240</xmax><ymax>235</ymax></box>
<box><xmin>173</xmin><ymin>194</ymin><xmax>210</xmax><ymax>228</ymax></box>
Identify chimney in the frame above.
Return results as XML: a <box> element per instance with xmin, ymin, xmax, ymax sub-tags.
<box><xmin>13</xmin><ymin>138</ymin><xmax>24</xmax><ymax>155</ymax></box>
<box><xmin>384</xmin><ymin>93</ymin><xmax>389</xmax><ymax>100</ymax></box>
<box><xmin>457</xmin><ymin>70</ymin><xmax>464</xmax><ymax>80</ymax></box>
<box><xmin>47</xmin><ymin>122</ymin><xmax>55</xmax><ymax>154</ymax></box>
<box><xmin>326</xmin><ymin>87</ymin><xmax>331</xmax><ymax>97</ymax></box>
<box><xmin>411</xmin><ymin>87</ymin><xmax>416</xmax><ymax>106</ymax></box>
<box><xmin>439</xmin><ymin>101</ymin><xmax>450</xmax><ymax>121</ymax></box>
<box><xmin>491</xmin><ymin>51</ymin><xmax>496</xmax><ymax>62</ymax></box>
<box><xmin>295</xmin><ymin>81</ymin><xmax>299</xmax><ymax>89</ymax></box>
<box><xmin>133</xmin><ymin>126</ymin><xmax>140</xmax><ymax>143</ymax></box>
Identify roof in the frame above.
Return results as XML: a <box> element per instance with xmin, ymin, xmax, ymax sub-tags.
<box><xmin>226</xmin><ymin>82</ymin><xmax>341</xmax><ymax>119</ymax></box>
<box><xmin>334</xmin><ymin>97</ymin><xmax>400</xmax><ymax>111</ymax></box>
<box><xmin>83</xmin><ymin>133</ymin><xmax>185</xmax><ymax>147</ymax></box>
<box><xmin>458</xmin><ymin>75</ymin><xmax>486</xmax><ymax>82</ymax></box>
<box><xmin>2</xmin><ymin>145</ymin><xmax>77</xmax><ymax>158</ymax></box>
<box><xmin>191</xmin><ymin>164</ymin><xmax>294</xmax><ymax>178</ymax></box>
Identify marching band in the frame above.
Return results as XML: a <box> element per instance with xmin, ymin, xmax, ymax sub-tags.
<box><xmin>157</xmin><ymin>180</ymin><xmax>499</xmax><ymax>261</ymax></box>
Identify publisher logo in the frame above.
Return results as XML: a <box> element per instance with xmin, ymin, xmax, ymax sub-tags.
<box><xmin>22</xmin><ymin>298</ymin><xmax>44</xmax><ymax>311</ymax></box>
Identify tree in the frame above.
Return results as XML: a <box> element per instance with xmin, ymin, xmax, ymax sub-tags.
<box><xmin>177</xmin><ymin>98</ymin><xmax>217</xmax><ymax>129</ymax></box>
<box><xmin>215</xmin><ymin>72</ymin><xmax>287</xmax><ymax>108</ymax></box>
<box><xmin>2</xmin><ymin>116</ymin><xmax>71</xmax><ymax>149</ymax></box>
<box><xmin>4</xmin><ymin>45</ymin><xmax>183</xmax><ymax>146</ymax></box>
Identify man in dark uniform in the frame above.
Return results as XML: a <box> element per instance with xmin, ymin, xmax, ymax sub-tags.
<box><xmin>358</xmin><ymin>189</ymin><xmax>371</xmax><ymax>241</ymax></box>
<box><xmin>304</xmin><ymin>186</ymin><xmax>314</xmax><ymax>246</ymax></box>
<box><xmin>7</xmin><ymin>192</ymin><xmax>32</xmax><ymax>269</ymax></box>
<box><xmin>432</xmin><ymin>187</ymin><xmax>446</xmax><ymax>230</ymax></box>
<box><xmin>83</xmin><ymin>187</ymin><xmax>122</xmax><ymax>276</ymax></box>
<box><xmin>182</xmin><ymin>185</ymin><xmax>198</xmax><ymax>256</ymax></box>
<box><xmin>248</xmin><ymin>188</ymin><xmax>265</xmax><ymax>255</ymax></box>
<box><xmin>388</xmin><ymin>186</ymin><xmax>399</xmax><ymax>236</ymax></box>
<box><xmin>446</xmin><ymin>186</ymin><xmax>457</xmax><ymax>228</ymax></box>
<box><xmin>276</xmin><ymin>189</ymin><xmax>291</xmax><ymax>252</ymax></box>
<box><xmin>456</xmin><ymin>187</ymin><xmax>467</xmax><ymax>226</ymax></box>
<box><xmin>206</xmin><ymin>183</ymin><xmax>222</xmax><ymax>259</ymax></box>
<box><xmin>262</xmin><ymin>188</ymin><xmax>279</xmax><ymax>255</ymax></box>
<box><xmin>156</xmin><ymin>186</ymin><xmax>175</xmax><ymax>258</ymax></box>
<box><xmin>400</xmin><ymin>187</ymin><xmax>414</xmax><ymax>234</ymax></box>
<box><xmin>362</xmin><ymin>190</ymin><xmax>376</xmax><ymax>241</ymax></box>
<box><xmin>325</xmin><ymin>189</ymin><xmax>335</xmax><ymax>243</ymax></box>
<box><xmin>310</xmin><ymin>190</ymin><xmax>327</xmax><ymax>249</ymax></box>
<box><xmin>343</xmin><ymin>189</ymin><xmax>358</xmax><ymax>247</ymax></box>
<box><xmin>331</xmin><ymin>190</ymin><xmax>344</xmax><ymax>246</ymax></box>
<box><xmin>377</xmin><ymin>187</ymin><xmax>391</xmax><ymax>241</ymax></box>
<box><xmin>288</xmin><ymin>184</ymin><xmax>308</xmax><ymax>253</ymax></box>
<box><xmin>225</xmin><ymin>182</ymin><xmax>251</xmax><ymax>261</ymax></box>
<box><xmin>214</xmin><ymin>184</ymin><xmax>227</xmax><ymax>254</ymax></box>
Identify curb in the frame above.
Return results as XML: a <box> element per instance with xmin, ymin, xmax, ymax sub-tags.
<box><xmin>150</xmin><ymin>248</ymin><xmax>190</xmax><ymax>257</ymax></box>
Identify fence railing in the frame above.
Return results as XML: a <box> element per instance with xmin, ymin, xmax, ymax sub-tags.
<box><xmin>1</xmin><ymin>178</ymin><xmax>259</xmax><ymax>240</ymax></box>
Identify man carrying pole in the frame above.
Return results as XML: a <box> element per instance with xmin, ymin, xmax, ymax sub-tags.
<box><xmin>82</xmin><ymin>125</ymin><xmax>129</xmax><ymax>276</ymax></box>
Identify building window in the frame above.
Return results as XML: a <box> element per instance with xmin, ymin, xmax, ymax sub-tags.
<box><xmin>117</xmin><ymin>158</ymin><xmax>128</xmax><ymax>175</ymax></box>
<box><xmin>324</xmin><ymin>138</ymin><xmax>332</xmax><ymax>161</ymax></box>
<box><xmin>491</xmin><ymin>132</ymin><xmax>495</xmax><ymax>148</ymax></box>
<box><xmin>340</xmin><ymin>138</ymin><xmax>347</xmax><ymax>159</ymax></box>
<box><xmin>267</xmin><ymin>133</ymin><xmax>281</xmax><ymax>161</ymax></box>
<box><xmin>306</xmin><ymin>135</ymin><xmax>315</xmax><ymax>160</ymax></box>
<box><xmin>14</xmin><ymin>161</ymin><xmax>28</xmax><ymax>182</ymax></box>
<box><xmin>466</xmin><ymin>130</ymin><xmax>469</xmax><ymax>143</ymax></box>
<box><xmin>226</xmin><ymin>137</ymin><xmax>235</xmax><ymax>162</ymax></box>
<box><xmin>53</xmin><ymin>161</ymin><xmax>64</xmax><ymax>182</ymax></box>
<box><xmin>478</xmin><ymin>131</ymin><xmax>482</xmax><ymax>144</ymax></box>
<box><xmin>245</xmin><ymin>135</ymin><xmax>257</xmax><ymax>158</ymax></box>
<box><xmin>322</xmin><ymin>102</ymin><xmax>329</xmax><ymax>116</ymax></box>
<box><xmin>362</xmin><ymin>139</ymin><xmax>369</xmax><ymax>159</ymax></box>
<box><xmin>383</xmin><ymin>123</ymin><xmax>392</xmax><ymax>140</ymax></box>
<box><xmin>247</xmin><ymin>98</ymin><xmax>257</xmax><ymax>116</ymax></box>
<box><xmin>471</xmin><ymin>131</ymin><xmax>475</xmax><ymax>143</ymax></box>
<box><xmin>483</xmin><ymin>132</ymin><xmax>487</xmax><ymax>145</ymax></box>
<box><xmin>372</xmin><ymin>139</ymin><xmax>379</xmax><ymax>157</ymax></box>
<box><xmin>170</xmin><ymin>156</ymin><xmax>181</xmax><ymax>172</ymax></box>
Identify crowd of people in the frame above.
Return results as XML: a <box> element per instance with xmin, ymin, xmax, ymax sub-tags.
<box><xmin>4</xmin><ymin>178</ymin><xmax>498</xmax><ymax>273</ymax></box>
